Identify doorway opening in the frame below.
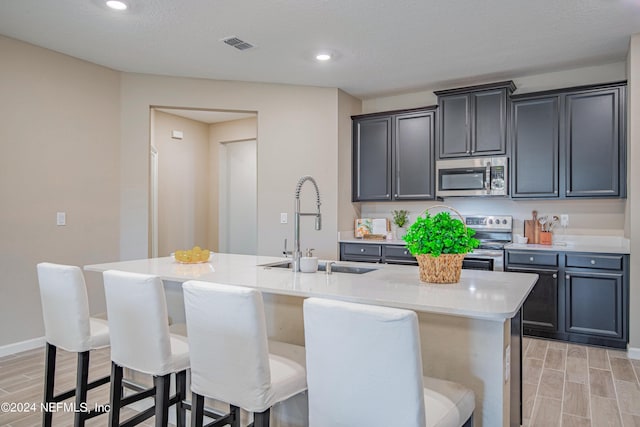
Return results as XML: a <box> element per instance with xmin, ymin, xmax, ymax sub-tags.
<box><xmin>149</xmin><ymin>107</ymin><xmax>257</xmax><ymax>257</ymax></box>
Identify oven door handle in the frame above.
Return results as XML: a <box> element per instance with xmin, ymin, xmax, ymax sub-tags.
<box><xmin>485</xmin><ymin>162</ymin><xmax>491</xmax><ymax>192</ymax></box>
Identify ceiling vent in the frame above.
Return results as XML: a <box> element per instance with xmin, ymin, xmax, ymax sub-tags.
<box><xmin>221</xmin><ymin>36</ymin><xmax>255</xmax><ymax>51</ymax></box>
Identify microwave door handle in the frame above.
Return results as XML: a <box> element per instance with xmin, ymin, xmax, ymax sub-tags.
<box><xmin>485</xmin><ymin>162</ymin><xmax>491</xmax><ymax>192</ymax></box>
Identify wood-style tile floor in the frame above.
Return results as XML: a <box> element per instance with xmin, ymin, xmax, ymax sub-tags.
<box><xmin>523</xmin><ymin>337</ymin><xmax>640</xmax><ymax>427</ymax></box>
<box><xmin>0</xmin><ymin>346</ymin><xmax>156</xmax><ymax>427</ymax></box>
<box><xmin>2</xmin><ymin>338</ymin><xmax>639</xmax><ymax>426</ymax></box>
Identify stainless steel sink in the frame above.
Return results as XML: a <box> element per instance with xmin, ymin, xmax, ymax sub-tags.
<box><xmin>260</xmin><ymin>261</ymin><xmax>376</xmax><ymax>274</ymax></box>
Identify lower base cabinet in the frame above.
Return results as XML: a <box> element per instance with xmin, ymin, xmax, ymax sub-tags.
<box><xmin>506</xmin><ymin>250</ymin><xmax>628</xmax><ymax>349</ymax></box>
<box><xmin>508</xmin><ymin>267</ymin><xmax>559</xmax><ymax>334</ymax></box>
<box><xmin>565</xmin><ymin>270</ymin><xmax>624</xmax><ymax>340</ymax></box>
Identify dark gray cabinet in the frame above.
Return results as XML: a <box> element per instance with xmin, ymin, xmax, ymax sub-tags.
<box><xmin>565</xmin><ymin>271</ymin><xmax>624</xmax><ymax>339</ymax></box>
<box><xmin>352</xmin><ymin>116</ymin><xmax>392</xmax><ymax>201</ymax></box>
<box><xmin>506</xmin><ymin>251</ymin><xmax>560</xmax><ymax>335</ymax></box>
<box><xmin>352</xmin><ymin>107</ymin><xmax>436</xmax><ymax>202</ymax></box>
<box><xmin>510</xmin><ymin>82</ymin><xmax>626</xmax><ymax>199</ymax></box>
<box><xmin>506</xmin><ymin>249</ymin><xmax>629</xmax><ymax>348</ymax></box>
<box><xmin>565</xmin><ymin>87</ymin><xmax>623</xmax><ymax>197</ymax></box>
<box><xmin>511</xmin><ymin>96</ymin><xmax>560</xmax><ymax>198</ymax></box>
<box><xmin>565</xmin><ymin>253</ymin><xmax>627</xmax><ymax>343</ymax></box>
<box><xmin>435</xmin><ymin>81</ymin><xmax>515</xmax><ymax>159</ymax></box>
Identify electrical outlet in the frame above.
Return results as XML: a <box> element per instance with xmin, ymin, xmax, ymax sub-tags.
<box><xmin>560</xmin><ymin>214</ymin><xmax>569</xmax><ymax>227</ymax></box>
<box><xmin>280</xmin><ymin>213</ymin><xmax>288</xmax><ymax>224</ymax></box>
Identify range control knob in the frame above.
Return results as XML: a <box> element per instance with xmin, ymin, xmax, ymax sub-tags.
<box><xmin>488</xmin><ymin>219</ymin><xmax>493</xmax><ymax>224</ymax></box>
<box><xmin>502</xmin><ymin>219</ymin><xmax>508</xmax><ymax>225</ymax></box>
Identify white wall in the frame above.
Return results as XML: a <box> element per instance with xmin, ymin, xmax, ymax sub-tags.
<box><xmin>0</xmin><ymin>36</ymin><xmax>120</xmax><ymax>347</ymax></box>
<box><xmin>120</xmin><ymin>74</ymin><xmax>341</xmax><ymax>261</ymax></box>
<box><xmin>627</xmin><ymin>34</ymin><xmax>640</xmax><ymax>350</ymax></box>
<box><xmin>337</xmin><ymin>90</ymin><xmax>363</xmax><ymax>237</ymax></box>
<box><xmin>154</xmin><ymin>110</ymin><xmax>210</xmax><ymax>256</ymax></box>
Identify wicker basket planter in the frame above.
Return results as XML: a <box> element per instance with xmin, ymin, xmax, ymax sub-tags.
<box><xmin>416</xmin><ymin>253</ymin><xmax>466</xmax><ymax>284</ymax></box>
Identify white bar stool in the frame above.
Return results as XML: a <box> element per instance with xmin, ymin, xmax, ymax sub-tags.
<box><xmin>303</xmin><ymin>298</ymin><xmax>475</xmax><ymax>427</ymax></box>
<box><xmin>103</xmin><ymin>270</ymin><xmax>189</xmax><ymax>427</ymax></box>
<box><xmin>37</xmin><ymin>262</ymin><xmax>111</xmax><ymax>427</ymax></box>
<box><xmin>182</xmin><ymin>280</ymin><xmax>307</xmax><ymax>427</ymax></box>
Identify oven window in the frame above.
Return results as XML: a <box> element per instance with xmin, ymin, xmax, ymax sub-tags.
<box><xmin>439</xmin><ymin>169</ymin><xmax>486</xmax><ymax>190</ymax></box>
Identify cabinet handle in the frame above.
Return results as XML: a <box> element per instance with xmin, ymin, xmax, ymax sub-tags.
<box><xmin>566</xmin><ymin>274</ymin><xmax>570</xmax><ymax>279</ymax></box>
<box><xmin>590</xmin><ymin>259</ymin><xmax>596</xmax><ymax>265</ymax></box>
<box><xmin>552</xmin><ymin>274</ymin><xmax>557</xmax><ymax>279</ymax></box>
<box><xmin>404</xmin><ymin>250</ymin><xmax>408</xmax><ymax>255</ymax></box>
<box><xmin>466</xmin><ymin>150</ymin><xmax>471</xmax><ymax>154</ymax></box>
<box><xmin>385</xmin><ymin>194</ymin><xmax>390</xmax><ymax>198</ymax></box>
<box><xmin>394</xmin><ymin>194</ymin><xmax>398</xmax><ymax>198</ymax></box>
<box><xmin>529</xmin><ymin>257</ymin><xmax>534</xmax><ymax>262</ymax></box>
<box><xmin>360</xmin><ymin>248</ymin><xmax>365</xmax><ymax>253</ymax></box>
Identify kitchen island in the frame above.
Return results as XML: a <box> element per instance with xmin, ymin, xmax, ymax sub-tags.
<box><xmin>85</xmin><ymin>254</ymin><xmax>538</xmax><ymax>427</ymax></box>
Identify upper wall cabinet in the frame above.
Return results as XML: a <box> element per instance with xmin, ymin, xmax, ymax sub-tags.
<box><xmin>511</xmin><ymin>95</ymin><xmax>560</xmax><ymax>198</ymax></box>
<box><xmin>435</xmin><ymin>81</ymin><xmax>516</xmax><ymax>159</ymax></box>
<box><xmin>565</xmin><ymin>86</ymin><xmax>624</xmax><ymax>197</ymax></box>
<box><xmin>352</xmin><ymin>107</ymin><xmax>436</xmax><ymax>202</ymax></box>
<box><xmin>511</xmin><ymin>82</ymin><xmax>626</xmax><ymax>199</ymax></box>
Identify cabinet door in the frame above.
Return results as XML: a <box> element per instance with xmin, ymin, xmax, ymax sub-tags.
<box><xmin>511</xmin><ymin>97</ymin><xmax>559</xmax><ymax>198</ymax></box>
<box><xmin>438</xmin><ymin>95</ymin><xmax>470</xmax><ymax>158</ymax></box>
<box><xmin>565</xmin><ymin>88</ymin><xmax>621</xmax><ymax>197</ymax></box>
<box><xmin>352</xmin><ymin>116</ymin><xmax>392</xmax><ymax>201</ymax></box>
<box><xmin>473</xmin><ymin>89</ymin><xmax>507</xmax><ymax>155</ymax></box>
<box><xmin>565</xmin><ymin>270</ymin><xmax>623</xmax><ymax>338</ymax></box>
<box><xmin>508</xmin><ymin>267</ymin><xmax>559</xmax><ymax>332</ymax></box>
<box><xmin>393</xmin><ymin>111</ymin><xmax>435</xmax><ymax>200</ymax></box>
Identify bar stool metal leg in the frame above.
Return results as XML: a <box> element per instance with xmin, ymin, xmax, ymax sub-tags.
<box><xmin>253</xmin><ymin>409</ymin><xmax>270</xmax><ymax>427</ymax></box>
<box><xmin>42</xmin><ymin>343</ymin><xmax>57</xmax><ymax>427</ymax></box>
<box><xmin>190</xmin><ymin>393</ymin><xmax>204</xmax><ymax>427</ymax></box>
<box><xmin>154</xmin><ymin>374</ymin><xmax>171</xmax><ymax>427</ymax></box>
<box><xmin>74</xmin><ymin>351</ymin><xmax>90</xmax><ymax>426</ymax></box>
<box><xmin>109</xmin><ymin>362</ymin><xmax>123</xmax><ymax>427</ymax></box>
<box><xmin>176</xmin><ymin>371</ymin><xmax>187</xmax><ymax>427</ymax></box>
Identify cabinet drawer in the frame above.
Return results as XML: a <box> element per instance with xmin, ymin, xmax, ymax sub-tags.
<box><xmin>384</xmin><ymin>246</ymin><xmax>414</xmax><ymax>259</ymax></box>
<box><xmin>507</xmin><ymin>251</ymin><xmax>558</xmax><ymax>266</ymax></box>
<box><xmin>566</xmin><ymin>254</ymin><xmax>623</xmax><ymax>270</ymax></box>
<box><xmin>343</xmin><ymin>243</ymin><xmax>382</xmax><ymax>257</ymax></box>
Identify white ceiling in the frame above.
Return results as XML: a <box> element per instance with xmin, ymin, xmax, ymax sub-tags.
<box><xmin>1</xmin><ymin>0</ymin><xmax>639</xmax><ymax>99</ymax></box>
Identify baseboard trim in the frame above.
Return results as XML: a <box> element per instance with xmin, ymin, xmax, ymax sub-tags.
<box><xmin>0</xmin><ymin>336</ymin><xmax>45</xmax><ymax>358</ymax></box>
<box><xmin>628</xmin><ymin>346</ymin><xmax>640</xmax><ymax>360</ymax></box>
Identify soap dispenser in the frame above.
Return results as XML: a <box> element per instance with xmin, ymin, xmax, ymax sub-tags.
<box><xmin>300</xmin><ymin>248</ymin><xmax>318</xmax><ymax>273</ymax></box>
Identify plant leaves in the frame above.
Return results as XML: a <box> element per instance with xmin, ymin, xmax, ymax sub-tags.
<box><xmin>402</xmin><ymin>211</ymin><xmax>479</xmax><ymax>256</ymax></box>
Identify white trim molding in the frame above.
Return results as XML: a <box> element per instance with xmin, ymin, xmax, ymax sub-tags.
<box><xmin>0</xmin><ymin>336</ymin><xmax>45</xmax><ymax>358</ymax></box>
<box><xmin>628</xmin><ymin>346</ymin><xmax>640</xmax><ymax>360</ymax></box>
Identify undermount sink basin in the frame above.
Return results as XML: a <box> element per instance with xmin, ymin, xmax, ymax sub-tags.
<box><xmin>260</xmin><ymin>261</ymin><xmax>377</xmax><ymax>274</ymax></box>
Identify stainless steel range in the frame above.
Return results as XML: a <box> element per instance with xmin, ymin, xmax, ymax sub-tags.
<box><xmin>463</xmin><ymin>215</ymin><xmax>513</xmax><ymax>271</ymax></box>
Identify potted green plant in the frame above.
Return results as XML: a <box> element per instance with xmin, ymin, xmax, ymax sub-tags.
<box><xmin>391</xmin><ymin>209</ymin><xmax>409</xmax><ymax>239</ymax></box>
<box><xmin>402</xmin><ymin>206</ymin><xmax>479</xmax><ymax>283</ymax></box>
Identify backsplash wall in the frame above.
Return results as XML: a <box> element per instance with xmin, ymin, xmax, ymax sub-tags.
<box><xmin>358</xmin><ymin>198</ymin><xmax>626</xmax><ymax>237</ymax></box>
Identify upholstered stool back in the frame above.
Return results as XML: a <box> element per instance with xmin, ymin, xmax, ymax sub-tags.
<box><xmin>103</xmin><ymin>269</ymin><xmax>173</xmax><ymax>375</ymax></box>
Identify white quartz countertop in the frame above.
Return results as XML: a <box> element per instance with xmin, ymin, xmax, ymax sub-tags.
<box><xmin>339</xmin><ymin>237</ymin><xmax>407</xmax><ymax>245</ymax></box>
<box><xmin>85</xmin><ymin>253</ymin><xmax>537</xmax><ymax>321</ymax></box>
<box><xmin>505</xmin><ymin>235</ymin><xmax>630</xmax><ymax>254</ymax></box>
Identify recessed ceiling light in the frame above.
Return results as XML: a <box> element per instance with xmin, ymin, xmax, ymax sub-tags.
<box><xmin>316</xmin><ymin>53</ymin><xmax>332</xmax><ymax>61</ymax></box>
<box><xmin>106</xmin><ymin>0</ymin><xmax>128</xmax><ymax>10</ymax></box>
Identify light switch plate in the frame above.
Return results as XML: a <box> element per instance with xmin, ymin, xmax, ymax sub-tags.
<box><xmin>560</xmin><ymin>214</ymin><xmax>569</xmax><ymax>227</ymax></box>
<box><xmin>280</xmin><ymin>213</ymin><xmax>288</xmax><ymax>224</ymax></box>
<box><xmin>56</xmin><ymin>212</ymin><xmax>66</xmax><ymax>226</ymax></box>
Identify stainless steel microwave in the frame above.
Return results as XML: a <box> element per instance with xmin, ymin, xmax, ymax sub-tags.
<box><xmin>436</xmin><ymin>156</ymin><xmax>508</xmax><ymax>197</ymax></box>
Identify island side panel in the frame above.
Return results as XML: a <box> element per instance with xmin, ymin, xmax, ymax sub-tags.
<box><xmin>417</xmin><ymin>312</ymin><xmax>511</xmax><ymax>427</ymax></box>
